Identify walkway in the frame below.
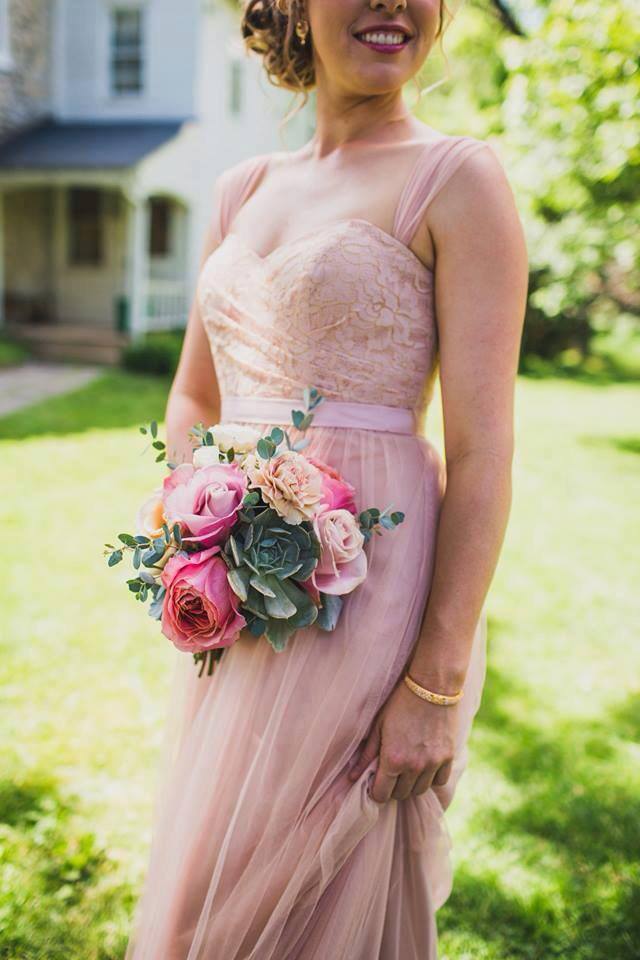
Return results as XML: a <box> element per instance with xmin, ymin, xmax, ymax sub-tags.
<box><xmin>0</xmin><ymin>361</ymin><xmax>103</xmax><ymax>416</ymax></box>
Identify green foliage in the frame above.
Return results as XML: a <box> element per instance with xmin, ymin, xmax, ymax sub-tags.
<box><xmin>0</xmin><ymin>776</ymin><xmax>132</xmax><ymax>959</ymax></box>
<box><xmin>223</xmin><ymin>504</ymin><xmax>322</xmax><ymax>652</ymax></box>
<box><xmin>416</xmin><ymin>0</ymin><xmax>639</xmax><ymax>364</ymax></box>
<box><xmin>121</xmin><ymin>329</ymin><xmax>185</xmax><ymax>376</ymax></box>
<box><xmin>0</xmin><ymin>332</ymin><xmax>31</xmax><ymax>367</ymax></box>
<box><xmin>500</xmin><ymin>0</ymin><xmax>639</xmax><ymax>358</ymax></box>
<box><xmin>358</xmin><ymin>505</ymin><xmax>405</xmax><ymax>542</ymax></box>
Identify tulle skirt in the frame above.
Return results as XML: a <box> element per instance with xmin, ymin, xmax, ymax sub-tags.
<box><xmin>124</xmin><ymin>408</ymin><xmax>487</xmax><ymax>960</ymax></box>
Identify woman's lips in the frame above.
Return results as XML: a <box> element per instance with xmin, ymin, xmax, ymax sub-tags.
<box><xmin>354</xmin><ymin>32</ymin><xmax>411</xmax><ymax>55</ymax></box>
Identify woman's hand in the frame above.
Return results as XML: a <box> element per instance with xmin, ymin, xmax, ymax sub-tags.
<box><xmin>347</xmin><ymin>679</ymin><xmax>460</xmax><ymax>803</ymax></box>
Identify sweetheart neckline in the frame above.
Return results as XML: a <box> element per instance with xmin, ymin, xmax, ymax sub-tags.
<box><xmin>218</xmin><ymin>217</ymin><xmax>435</xmax><ymax>280</ymax></box>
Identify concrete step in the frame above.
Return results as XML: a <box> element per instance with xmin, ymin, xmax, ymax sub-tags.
<box><xmin>5</xmin><ymin>322</ymin><xmax>130</xmax><ymax>365</ymax></box>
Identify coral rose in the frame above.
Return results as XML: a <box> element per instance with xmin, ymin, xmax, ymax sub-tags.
<box><xmin>162</xmin><ymin>461</ymin><xmax>247</xmax><ymax>548</ymax></box>
<box><xmin>311</xmin><ymin>508</ymin><xmax>367</xmax><ymax>595</ymax></box>
<box><xmin>160</xmin><ymin>545</ymin><xmax>246</xmax><ymax>652</ymax></box>
<box><xmin>135</xmin><ymin>486</ymin><xmax>166</xmax><ymax>539</ymax></box>
<box><xmin>306</xmin><ymin>456</ymin><xmax>357</xmax><ymax>514</ymax></box>
<box><xmin>246</xmin><ymin>450</ymin><xmax>323</xmax><ymax>524</ymax></box>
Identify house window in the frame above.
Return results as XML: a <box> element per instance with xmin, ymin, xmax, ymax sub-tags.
<box><xmin>0</xmin><ymin>0</ymin><xmax>12</xmax><ymax>71</ymax></box>
<box><xmin>67</xmin><ymin>188</ymin><xmax>103</xmax><ymax>265</ymax></box>
<box><xmin>110</xmin><ymin>7</ymin><xmax>144</xmax><ymax>95</ymax></box>
<box><xmin>149</xmin><ymin>198</ymin><xmax>171</xmax><ymax>257</ymax></box>
<box><xmin>229</xmin><ymin>59</ymin><xmax>244</xmax><ymax>115</ymax></box>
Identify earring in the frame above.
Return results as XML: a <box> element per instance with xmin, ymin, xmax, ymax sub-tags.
<box><xmin>295</xmin><ymin>18</ymin><xmax>309</xmax><ymax>44</ymax></box>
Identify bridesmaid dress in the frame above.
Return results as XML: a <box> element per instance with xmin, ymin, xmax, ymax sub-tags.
<box><xmin>124</xmin><ymin>132</ymin><xmax>491</xmax><ymax>960</ymax></box>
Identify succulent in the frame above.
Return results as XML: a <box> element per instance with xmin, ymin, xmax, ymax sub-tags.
<box><xmin>222</xmin><ymin>499</ymin><xmax>322</xmax><ymax>652</ymax></box>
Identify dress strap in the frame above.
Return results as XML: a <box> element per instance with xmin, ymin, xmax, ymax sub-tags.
<box><xmin>392</xmin><ymin>136</ymin><xmax>491</xmax><ymax>247</ymax></box>
<box><xmin>210</xmin><ymin>153</ymin><xmax>271</xmax><ymax>246</ymax></box>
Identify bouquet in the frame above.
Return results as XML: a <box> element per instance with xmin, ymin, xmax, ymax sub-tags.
<box><xmin>104</xmin><ymin>387</ymin><xmax>404</xmax><ymax>676</ymax></box>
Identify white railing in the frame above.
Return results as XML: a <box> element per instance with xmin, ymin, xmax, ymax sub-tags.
<box><xmin>145</xmin><ymin>279</ymin><xmax>189</xmax><ymax>331</ymax></box>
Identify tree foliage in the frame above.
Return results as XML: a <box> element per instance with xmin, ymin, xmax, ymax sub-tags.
<box><xmin>500</xmin><ymin>0</ymin><xmax>639</xmax><ymax>358</ymax></box>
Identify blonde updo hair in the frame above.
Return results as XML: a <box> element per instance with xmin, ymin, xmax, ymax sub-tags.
<box><xmin>241</xmin><ymin>0</ymin><xmax>452</xmax><ymax>121</ymax></box>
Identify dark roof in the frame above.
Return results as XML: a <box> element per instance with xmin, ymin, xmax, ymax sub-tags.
<box><xmin>0</xmin><ymin>117</ymin><xmax>188</xmax><ymax>170</ymax></box>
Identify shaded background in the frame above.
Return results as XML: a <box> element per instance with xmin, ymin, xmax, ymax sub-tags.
<box><xmin>0</xmin><ymin>1</ymin><xmax>638</xmax><ymax>957</ymax></box>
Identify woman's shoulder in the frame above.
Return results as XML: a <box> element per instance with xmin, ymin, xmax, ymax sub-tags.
<box><xmin>216</xmin><ymin>151</ymin><xmax>273</xmax><ymax>189</ymax></box>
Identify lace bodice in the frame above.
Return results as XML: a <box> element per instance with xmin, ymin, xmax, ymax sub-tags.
<box><xmin>196</xmin><ymin>134</ymin><xmax>491</xmax><ymax>416</ymax></box>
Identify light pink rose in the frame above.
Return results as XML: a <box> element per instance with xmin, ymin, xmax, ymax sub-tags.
<box><xmin>160</xmin><ymin>545</ymin><xmax>246</xmax><ymax>652</ymax></box>
<box><xmin>311</xmin><ymin>508</ymin><xmax>367</xmax><ymax>596</ymax></box>
<box><xmin>246</xmin><ymin>450</ymin><xmax>323</xmax><ymax>524</ymax></box>
<box><xmin>162</xmin><ymin>461</ymin><xmax>247</xmax><ymax>548</ymax></box>
<box><xmin>306</xmin><ymin>456</ymin><xmax>357</xmax><ymax>514</ymax></box>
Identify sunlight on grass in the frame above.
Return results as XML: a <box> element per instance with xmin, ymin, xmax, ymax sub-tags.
<box><xmin>1</xmin><ymin>369</ymin><xmax>638</xmax><ymax>958</ymax></box>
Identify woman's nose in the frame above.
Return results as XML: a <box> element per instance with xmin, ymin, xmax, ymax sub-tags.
<box><xmin>368</xmin><ymin>0</ymin><xmax>408</xmax><ymax>12</ymax></box>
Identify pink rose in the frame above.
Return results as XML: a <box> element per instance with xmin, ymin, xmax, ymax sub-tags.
<box><xmin>160</xmin><ymin>545</ymin><xmax>246</xmax><ymax>652</ymax></box>
<box><xmin>311</xmin><ymin>508</ymin><xmax>367</xmax><ymax>596</ymax></box>
<box><xmin>306</xmin><ymin>457</ymin><xmax>357</xmax><ymax>514</ymax></box>
<box><xmin>246</xmin><ymin>450</ymin><xmax>323</xmax><ymax>524</ymax></box>
<box><xmin>162</xmin><ymin>461</ymin><xmax>247</xmax><ymax>548</ymax></box>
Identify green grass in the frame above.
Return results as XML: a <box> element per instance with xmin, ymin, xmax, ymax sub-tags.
<box><xmin>0</xmin><ymin>369</ymin><xmax>638</xmax><ymax>958</ymax></box>
<box><xmin>0</xmin><ymin>332</ymin><xmax>30</xmax><ymax>367</ymax></box>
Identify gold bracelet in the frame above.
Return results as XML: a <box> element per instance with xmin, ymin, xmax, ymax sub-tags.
<box><xmin>403</xmin><ymin>672</ymin><xmax>464</xmax><ymax>706</ymax></box>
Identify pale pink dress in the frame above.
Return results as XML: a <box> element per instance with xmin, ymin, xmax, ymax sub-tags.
<box><xmin>124</xmin><ymin>132</ymin><xmax>491</xmax><ymax>959</ymax></box>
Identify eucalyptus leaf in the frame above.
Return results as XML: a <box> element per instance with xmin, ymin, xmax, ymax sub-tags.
<box><xmin>316</xmin><ymin>593</ymin><xmax>343</xmax><ymax>631</ymax></box>
<box><xmin>118</xmin><ymin>533</ymin><xmax>138</xmax><ymax>547</ymax></box>
<box><xmin>148</xmin><ymin>596</ymin><xmax>164</xmax><ymax>620</ymax></box>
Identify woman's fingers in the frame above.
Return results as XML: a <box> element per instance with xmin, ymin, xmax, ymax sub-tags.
<box><xmin>370</xmin><ymin>764</ymin><xmax>399</xmax><ymax>804</ymax></box>
<box><xmin>347</xmin><ymin>719</ymin><xmax>381</xmax><ymax>782</ymax></box>
<box><xmin>432</xmin><ymin>759</ymin><xmax>453</xmax><ymax>787</ymax></box>
<box><xmin>391</xmin><ymin>771</ymin><xmax>420</xmax><ymax>800</ymax></box>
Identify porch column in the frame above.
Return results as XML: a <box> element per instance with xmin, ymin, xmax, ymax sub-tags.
<box><xmin>126</xmin><ymin>194</ymin><xmax>149</xmax><ymax>341</ymax></box>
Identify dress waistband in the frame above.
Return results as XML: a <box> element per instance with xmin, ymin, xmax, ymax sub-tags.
<box><xmin>219</xmin><ymin>395</ymin><xmax>417</xmax><ymax>435</ymax></box>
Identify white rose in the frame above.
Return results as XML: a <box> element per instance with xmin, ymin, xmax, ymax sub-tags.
<box><xmin>208</xmin><ymin>422</ymin><xmax>261</xmax><ymax>454</ymax></box>
<box><xmin>192</xmin><ymin>444</ymin><xmax>224</xmax><ymax>468</ymax></box>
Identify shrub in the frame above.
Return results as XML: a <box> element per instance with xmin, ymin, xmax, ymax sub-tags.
<box><xmin>121</xmin><ymin>329</ymin><xmax>185</xmax><ymax>376</ymax></box>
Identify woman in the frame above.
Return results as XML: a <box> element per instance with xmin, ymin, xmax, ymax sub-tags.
<box><xmin>124</xmin><ymin>0</ymin><xmax>528</xmax><ymax>957</ymax></box>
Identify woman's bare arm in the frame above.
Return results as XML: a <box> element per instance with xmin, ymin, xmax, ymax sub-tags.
<box><xmin>407</xmin><ymin>144</ymin><xmax>529</xmax><ymax>691</ymax></box>
<box><xmin>348</xmin><ymin>144</ymin><xmax>529</xmax><ymax>803</ymax></box>
<box><xmin>165</xmin><ymin>215</ymin><xmax>224</xmax><ymax>466</ymax></box>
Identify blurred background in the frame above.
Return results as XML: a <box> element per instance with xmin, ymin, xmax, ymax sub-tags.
<box><xmin>0</xmin><ymin>0</ymin><xmax>637</xmax><ymax>957</ymax></box>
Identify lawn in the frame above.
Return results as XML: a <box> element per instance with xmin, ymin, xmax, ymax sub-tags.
<box><xmin>0</xmin><ymin>368</ymin><xmax>637</xmax><ymax>959</ymax></box>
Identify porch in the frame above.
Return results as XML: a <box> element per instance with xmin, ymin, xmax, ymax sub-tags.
<box><xmin>0</xmin><ymin>119</ymin><xmax>191</xmax><ymax>363</ymax></box>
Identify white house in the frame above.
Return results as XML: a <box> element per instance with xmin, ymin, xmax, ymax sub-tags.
<box><xmin>0</xmin><ymin>0</ymin><xmax>314</xmax><ymax>361</ymax></box>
